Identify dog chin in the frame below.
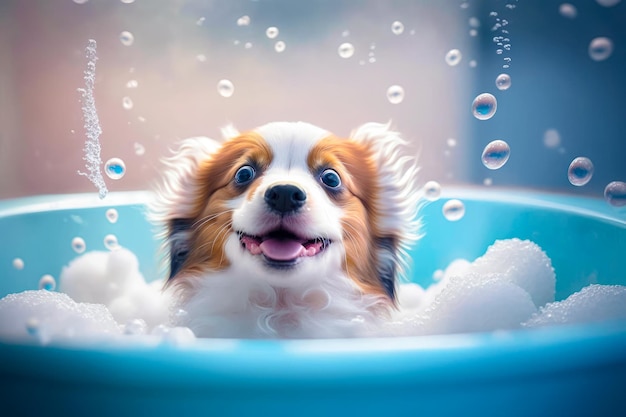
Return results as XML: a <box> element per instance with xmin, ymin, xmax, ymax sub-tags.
<box><xmin>225</xmin><ymin>234</ymin><xmax>342</xmax><ymax>288</ymax></box>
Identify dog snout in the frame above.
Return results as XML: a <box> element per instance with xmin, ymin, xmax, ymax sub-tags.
<box><xmin>264</xmin><ymin>184</ymin><xmax>307</xmax><ymax>214</ymax></box>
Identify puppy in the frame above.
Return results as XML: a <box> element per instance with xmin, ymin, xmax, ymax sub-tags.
<box><xmin>151</xmin><ymin>122</ymin><xmax>421</xmax><ymax>338</ymax></box>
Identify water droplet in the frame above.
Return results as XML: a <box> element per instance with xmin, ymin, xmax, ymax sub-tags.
<box><xmin>105</xmin><ymin>158</ymin><xmax>126</xmax><ymax>180</ymax></box>
<box><xmin>12</xmin><ymin>258</ymin><xmax>24</xmax><ymax>270</ymax></box>
<box><xmin>122</xmin><ymin>96</ymin><xmax>133</xmax><ymax>110</ymax></box>
<box><xmin>391</xmin><ymin>21</ymin><xmax>404</xmax><ymax>35</ymax></box>
<box><xmin>104</xmin><ymin>234</ymin><xmax>119</xmax><ymax>250</ymax></box>
<box><xmin>423</xmin><ymin>181</ymin><xmax>442</xmax><ymax>201</ymax></box>
<box><xmin>266</xmin><ymin>27</ymin><xmax>279</xmax><ymax>39</ymax></box>
<box><xmin>568</xmin><ymin>157</ymin><xmax>594</xmax><ymax>186</ymax></box>
<box><xmin>237</xmin><ymin>15</ymin><xmax>250</xmax><ymax>26</ymax></box>
<box><xmin>338</xmin><ymin>42</ymin><xmax>355</xmax><ymax>58</ymax></box>
<box><xmin>124</xmin><ymin>318</ymin><xmax>147</xmax><ymax>335</ymax></box>
<box><xmin>445</xmin><ymin>49</ymin><xmax>462</xmax><ymax>66</ymax></box>
<box><xmin>196</xmin><ymin>17</ymin><xmax>206</xmax><ymax>26</ymax></box>
<box><xmin>472</xmin><ymin>93</ymin><xmax>497</xmax><ymax>120</ymax></box>
<box><xmin>106</xmin><ymin>208</ymin><xmax>119</xmax><ymax>223</ymax></box>
<box><xmin>217</xmin><ymin>79</ymin><xmax>234</xmax><ymax>98</ymax></box>
<box><xmin>119</xmin><ymin>31</ymin><xmax>134</xmax><ymax>46</ymax></box>
<box><xmin>495</xmin><ymin>73</ymin><xmax>511</xmax><ymax>90</ymax></box>
<box><xmin>126</xmin><ymin>79</ymin><xmax>138</xmax><ymax>88</ymax></box>
<box><xmin>196</xmin><ymin>54</ymin><xmax>207</xmax><ymax>62</ymax></box>
<box><xmin>386</xmin><ymin>85</ymin><xmax>405</xmax><ymax>104</ymax></box>
<box><xmin>39</xmin><ymin>275</ymin><xmax>56</xmax><ymax>291</ymax></box>
<box><xmin>604</xmin><ymin>181</ymin><xmax>626</xmax><ymax>207</ymax></box>
<box><xmin>133</xmin><ymin>142</ymin><xmax>145</xmax><ymax>156</ymax></box>
<box><xmin>589</xmin><ymin>37</ymin><xmax>613</xmax><ymax>61</ymax></box>
<box><xmin>274</xmin><ymin>41</ymin><xmax>286</xmax><ymax>53</ymax></box>
<box><xmin>543</xmin><ymin>129</ymin><xmax>561</xmax><ymax>148</ymax></box>
<box><xmin>596</xmin><ymin>0</ymin><xmax>621</xmax><ymax>7</ymax></box>
<box><xmin>442</xmin><ymin>199</ymin><xmax>465</xmax><ymax>221</ymax></box>
<box><xmin>72</xmin><ymin>237</ymin><xmax>86</xmax><ymax>254</ymax></box>
<box><xmin>481</xmin><ymin>140</ymin><xmax>510</xmax><ymax>170</ymax></box>
<box><xmin>447</xmin><ymin>138</ymin><xmax>457</xmax><ymax>147</ymax></box>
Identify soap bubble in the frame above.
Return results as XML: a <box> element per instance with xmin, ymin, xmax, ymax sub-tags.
<box><xmin>237</xmin><ymin>15</ymin><xmax>250</xmax><ymax>26</ymax></box>
<box><xmin>105</xmin><ymin>158</ymin><xmax>126</xmax><ymax>180</ymax></box>
<box><xmin>391</xmin><ymin>21</ymin><xmax>405</xmax><ymax>35</ymax></box>
<box><xmin>196</xmin><ymin>54</ymin><xmax>207</xmax><ymax>63</ymax></box>
<box><xmin>244</xmin><ymin>42</ymin><xmax>253</xmax><ymax>49</ymax></box>
<box><xmin>338</xmin><ymin>43</ymin><xmax>355</xmax><ymax>58</ymax></box>
<box><xmin>559</xmin><ymin>4</ymin><xmax>578</xmax><ymax>18</ymax></box>
<box><xmin>446</xmin><ymin>138</ymin><xmax>457</xmax><ymax>148</ymax></box>
<box><xmin>133</xmin><ymin>142</ymin><xmax>145</xmax><ymax>156</ymax></box>
<box><xmin>12</xmin><ymin>258</ymin><xmax>24</xmax><ymax>270</ymax></box>
<box><xmin>39</xmin><ymin>275</ymin><xmax>56</xmax><ymax>291</ymax></box>
<box><xmin>482</xmin><ymin>140</ymin><xmax>510</xmax><ymax>170</ymax></box>
<box><xmin>589</xmin><ymin>37</ymin><xmax>613</xmax><ymax>61</ymax></box>
<box><xmin>604</xmin><ymin>181</ymin><xmax>626</xmax><ymax>207</ymax></box>
<box><xmin>217</xmin><ymin>79</ymin><xmax>234</xmax><ymax>98</ymax></box>
<box><xmin>106</xmin><ymin>208</ymin><xmax>119</xmax><ymax>223</ymax></box>
<box><xmin>119</xmin><ymin>31</ymin><xmax>134</xmax><ymax>46</ymax></box>
<box><xmin>472</xmin><ymin>93</ymin><xmax>497</xmax><ymax>120</ymax></box>
<box><xmin>568</xmin><ymin>157</ymin><xmax>594</xmax><ymax>186</ymax></box>
<box><xmin>495</xmin><ymin>73</ymin><xmax>511</xmax><ymax>90</ymax></box>
<box><xmin>596</xmin><ymin>0</ymin><xmax>621</xmax><ymax>6</ymax></box>
<box><xmin>469</xmin><ymin>60</ymin><xmax>477</xmax><ymax>68</ymax></box>
<box><xmin>196</xmin><ymin>17</ymin><xmax>206</xmax><ymax>26</ymax></box>
<box><xmin>423</xmin><ymin>181</ymin><xmax>442</xmax><ymax>201</ymax></box>
<box><xmin>120</xmin><ymin>0</ymin><xmax>135</xmax><ymax>3</ymax></box>
<box><xmin>442</xmin><ymin>199</ymin><xmax>465</xmax><ymax>221</ymax></box>
<box><xmin>386</xmin><ymin>85</ymin><xmax>405</xmax><ymax>104</ymax></box>
<box><xmin>543</xmin><ymin>129</ymin><xmax>561</xmax><ymax>148</ymax></box>
<box><xmin>122</xmin><ymin>96</ymin><xmax>133</xmax><ymax>110</ymax></box>
<box><xmin>266</xmin><ymin>27</ymin><xmax>279</xmax><ymax>39</ymax></box>
<box><xmin>274</xmin><ymin>41</ymin><xmax>286</xmax><ymax>53</ymax></box>
<box><xmin>483</xmin><ymin>177</ymin><xmax>493</xmax><ymax>186</ymax></box>
<box><xmin>445</xmin><ymin>49</ymin><xmax>462</xmax><ymax>66</ymax></box>
<box><xmin>469</xmin><ymin>17</ymin><xmax>481</xmax><ymax>28</ymax></box>
<box><xmin>73</xmin><ymin>0</ymin><xmax>89</xmax><ymax>4</ymax></box>
<box><xmin>104</xmin><ymin>234</ymin><xmax>119</xmax><ymax>250</ymax></box>
<box><xmin>126</xmin><ymin>79</ymin><xmax>138</xmax><ymax>88</ymax></box>
<box><xmin>72</xmin><ymin>237</ymin><xmax>87</xmax><ymax>254</ymax></box>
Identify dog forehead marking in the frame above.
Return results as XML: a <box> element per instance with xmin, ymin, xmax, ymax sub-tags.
<box><xmin>255</xmin><ymin>122</ymin><xmax>330</xmax><ymax>170</ymax></box>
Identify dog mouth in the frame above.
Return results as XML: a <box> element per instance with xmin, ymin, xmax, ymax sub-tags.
<box><xmin>238</xmin><ymin>229</ymin><xmax>331</xmax><ymax>266</ymax></box>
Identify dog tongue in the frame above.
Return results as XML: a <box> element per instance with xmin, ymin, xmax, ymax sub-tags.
<box><xmin>259</xmin><ymin>238</ymin><xmax>305</xmax><ymax>261</ymax></box>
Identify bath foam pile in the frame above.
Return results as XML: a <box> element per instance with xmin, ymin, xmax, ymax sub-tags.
<box><xmin>1</xmin><ymin>239</ymin><xmax>626</xmax><ymax>343</ymax></box>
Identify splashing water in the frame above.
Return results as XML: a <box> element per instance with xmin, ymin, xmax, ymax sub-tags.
<box><xmin>423</xmin><ymin>181</ymin><xmax>442</xmax><ymax>201</ymax></box>
<box><xmin>445</xmin><ymin>49</ymin><xmax>462</xmax><ymax>66</ymax></box>
<box><xmin>39</xmin><ymin>275</ymin><xmax>57</xmax><ymax>291</ymax></box>
<box><xmin>71</xmin><ymin>237</ymin><xmax>87</xmax><ymax>254</ymax></box>
<box><xmin>77</xmin><ymin>39</ymin><xmax>108</xmax><ymax>199</ymax></box>
<box><xmin>482</xmin><ymin>140</ymin><xmax>510</xmax><ymax>170</ymax></box>
<box><xmin>391</xmin><ymin>21</ymin><xmax>404</xmax><ymax>35</ymax></box>
<box><xmin>217</xmin><ymin>79</ymin><xmax>235</xmax><ymax>98</ymax></box>
<box><xmin>588</xmin><ymin>37</ymin><xmax>614</xmax><ymax>61</ymax></box>
<box><xmin>386</xmin><ymin>85</ymin><xmax>405</xmax><ymax>104</ymax></box>
<box><xmin>568</xmin><ymin>157</ymin><xmax>594</xmax><ymax>186</ymax></box>
<box><xmin>472</xmin><ymin>93</ymin><xmax>497</xmax><ymax>120</ymax></box>
<box><xmin>495</xmin><ymin>73</ymin><xmax>511</xmax><ymax>90</ymax></box>
<box><xmin>338</xmin><ymin>43</ymin><xmax>355</xmax><ymax>58</ymax></box>
<box><xmin>105</xmin><ymin>158</ymin><xmax>126</xmax><ymax>180</ymax></box>
<box><xmin>604</xmin><ymin>181</ymin><xmax>626</xmax><ymax>207</ymax></box>
<box><xmin>442</xmin><ymin>199</ymin><xmax>465</xmax><ymax>221</ymax></box>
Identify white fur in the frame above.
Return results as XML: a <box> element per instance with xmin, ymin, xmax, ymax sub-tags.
<box><xmin>152</xmin><ymin>122</ymin><xmax>420</xmax><ymax>338</ymax></box>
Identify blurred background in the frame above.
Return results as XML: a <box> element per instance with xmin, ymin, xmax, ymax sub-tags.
<box><xmin>0</xmin><ymin>0</ymin><xmax>624</xmax><ymax>200</ymax></box>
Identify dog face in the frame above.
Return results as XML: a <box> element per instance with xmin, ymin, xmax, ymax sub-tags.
<box><xmin>152</xmin><ymin>122</ymin><xmax>420</xmax><ymax>305</ymax></box>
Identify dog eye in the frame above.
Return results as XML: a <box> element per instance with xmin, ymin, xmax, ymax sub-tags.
<box><xmin>320</xmin><ymin>169</ymin><xmax>341</xmax><ymax>189</ymax></box>
<box><xmin>234</xmin><ymin>165</ymin><xmax>256</xmax><ymax>185</ymax></box>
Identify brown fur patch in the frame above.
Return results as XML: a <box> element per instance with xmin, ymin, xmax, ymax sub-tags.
<box><xmin>308</xmin><ymin>136</ymin><xmax>391</xmax><ymax>299</ymax></box>
<box><xmin>173</xmin><ymin>132</ymin><xmax>273</xmax><ymax>280</ymax></box>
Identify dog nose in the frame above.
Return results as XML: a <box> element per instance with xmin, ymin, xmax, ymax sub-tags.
<box><xmin>264</xmin><ymin>184</ymin><xmax>307</xmax><ymax>214</ymax></box>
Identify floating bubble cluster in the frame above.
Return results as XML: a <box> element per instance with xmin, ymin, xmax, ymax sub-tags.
<box><xmin>482</xmin><ymin>140</ymin><xmax>511</xmax><ymax>170</ymax></box>
<box><xmin>495</xmin><ymin>73</ymin><xmax>511</xmax><ymax>90</ymax></box>
<box><xmin>386</xmin><ymin>85</ymin><xmax>405</xmax><ymax>104</ymax></box>
<box><xmin>589</xmin><ymin>37</ymin><xmax>614</xmax><ymax>61</ymax></box>
<box><xmin>442</xmin><ymin>199</ymin><xmax>466</xmax><ymax>221</ymax></box>
<box><xmin>338</xmin><ymin>42</ymin><xmax>355</xmax><ymax>58</ymax></box>
<box><xmin>604</xmin><ymin>181</ymin><xmax>626</xmax><ymax>207</ymax></box>
<box><xmin>105</xmin><ymin>158</ymin><xmax>126</xmax><ymax>180</ymax></box>
<box><xmin>423</xmin><ymin>181</ymin><xmax>442</xmax><ymax>201</ymax></box>
<box><xmin>472</xmin><ymin>93</ymin><xmax>497</xmax><ymax>120</ymax></box>
<box><xmin>567</xmin><ymin>157</ymin><xmax>594</xmax><ymax>186</ymax></box>
<box><xmin>217</xmin><ymin>79</ymin><xmax>235</xmax><ymax>98</ymax></box>
<box><xmin>445</xmin><ymin>49</ymin><xmax>462</xmax><ymax>66</ymax></box>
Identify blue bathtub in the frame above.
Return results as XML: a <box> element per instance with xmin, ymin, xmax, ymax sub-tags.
<box><xmin>1</xmin><ymin>188</ymin><xmax>625</xmax><ymax>417</ymax></box>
